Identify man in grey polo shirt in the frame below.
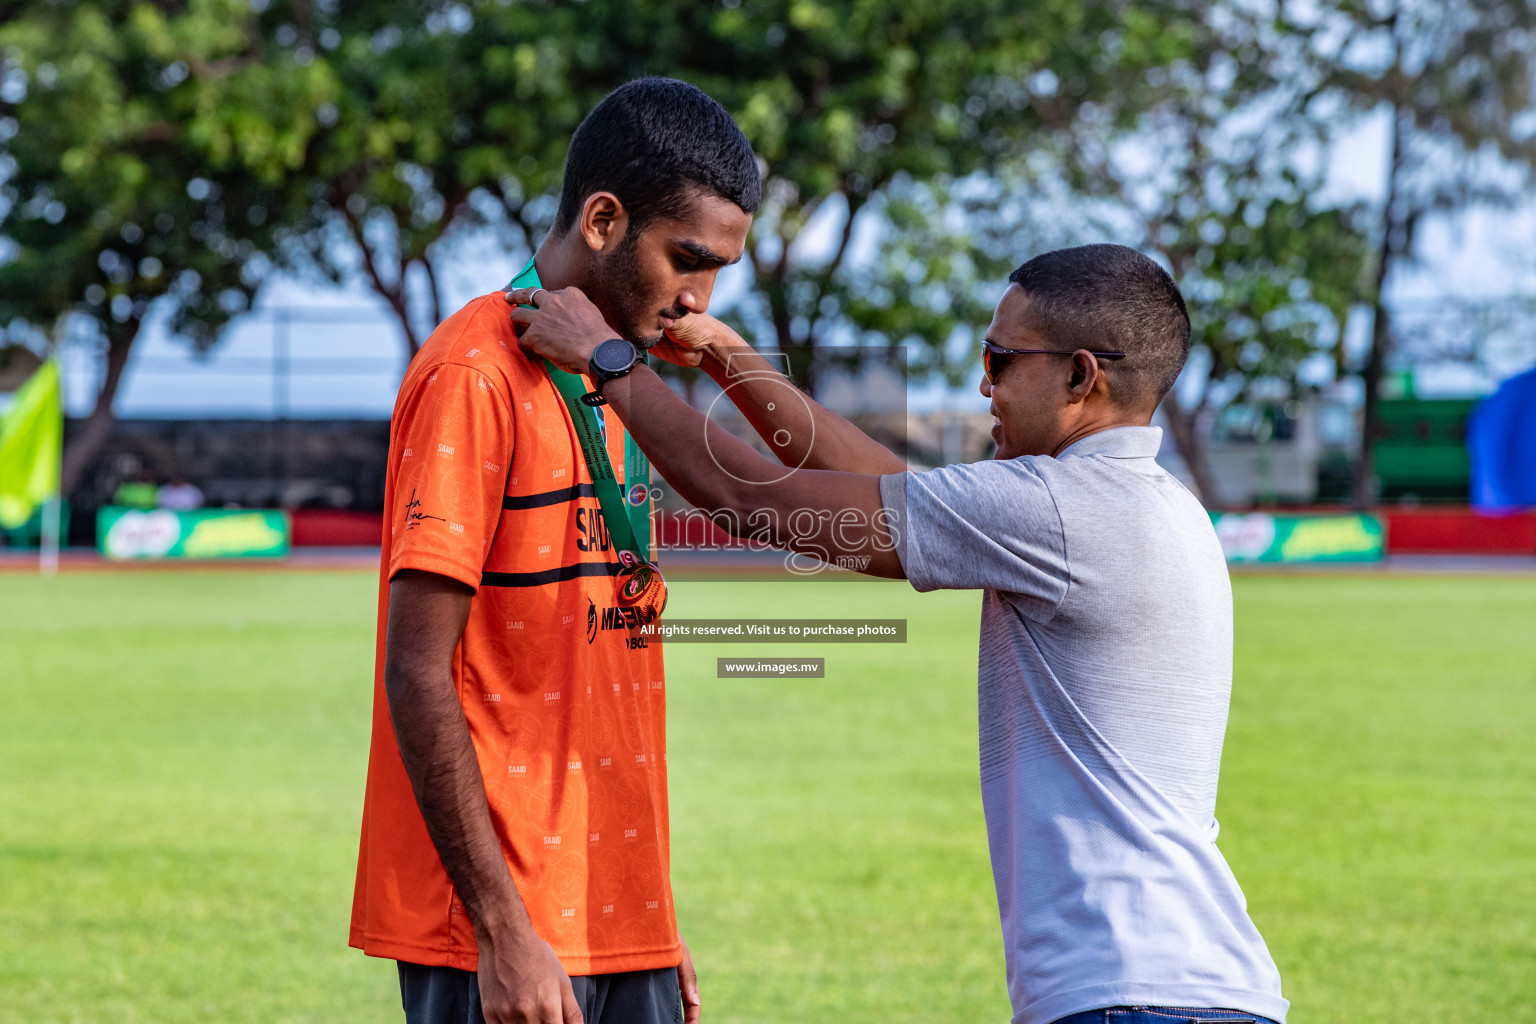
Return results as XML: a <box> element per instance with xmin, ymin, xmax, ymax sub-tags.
<box><xmin>509</xmin><ymin>243</ymin><xmax>1288</xmax><ymax>1024</ymax></box>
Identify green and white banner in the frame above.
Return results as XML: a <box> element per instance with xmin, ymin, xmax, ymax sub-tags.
<box><xmin>1210</xmin><ymin>511</ymin><xmax>1384</xmax><ymax>563</ymax></box>
<box><xmin>98</xmin><ymin>506</ymin><xmax>290</xmax><ymax>560</ymax></box>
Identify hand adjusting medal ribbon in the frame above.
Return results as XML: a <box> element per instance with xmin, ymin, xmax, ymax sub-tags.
<box><xmin>508</xmin><ymin>260</ymin><xmax>667</xmax><ymax>617</ymax></box>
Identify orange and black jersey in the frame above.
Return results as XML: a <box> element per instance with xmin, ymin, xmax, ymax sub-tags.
<box><xmin>350</xmin><ymin>294</ymin><xmax>678</xmax><ymax>977</ymax></box>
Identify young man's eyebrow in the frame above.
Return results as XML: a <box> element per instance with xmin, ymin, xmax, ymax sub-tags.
<box><xmin>677</xmin><ymin>239</ymin><xmax>741</xmax><ymax>267</ymax></box>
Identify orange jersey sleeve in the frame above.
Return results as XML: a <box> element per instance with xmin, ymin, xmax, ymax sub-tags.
<box><xmin>386</xmin><ymin>362</ymin><xmax>514</xmax><ymax>590</ymax></box>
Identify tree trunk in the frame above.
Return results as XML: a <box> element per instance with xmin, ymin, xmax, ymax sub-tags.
<box><xmin>764</xmin><ymin>264</ymin><xmax>821</xmax><ymax>394</ymax></box>
<box><xmin>420</xmin><ymin>252</ymin><xmax>445</xmax><ymax>333</ymax></box>
<box><xmin>1155</xmin><ymin>248</ymin><xmax>1220</xmax><ymax>506</ymax></box>
<box><xmin>60</xmin><ymin>319</ymin><xmax>141</xmax><ymax>495</ymax></box>
<box><xmin>343</xmin><ymin>207</ymin><xmax>424</xmax><ymax>358</ymax></box>
<box><xmin>1353</xmin><ymin>102</ymin><xmax>1407</xmax><ymax>511</ymax></box>
<box><xmin>744</xmin><ymin>194</ymin><xmax>869</xmax><ymax>400</ymax></box>
<box><xmin>391</xmin><ymin>294</ymin><xmax>423</xmax><ymax>358</ymax></box>
<box><xmin>1354</xmin><ymin>295</ymin><xmax>1392</xmax><ymax>511</ymax></box>
<box><xmin>1160</xmin><ymin>389</ymin><xmax>1220</xmax><ymax>507</ymax></box>
<box><xmin>755</xmin><ymin>253</ymin><xmax>819</xmax><ymax>393</ymax></box>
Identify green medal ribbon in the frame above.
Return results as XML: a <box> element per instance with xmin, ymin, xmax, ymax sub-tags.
<box><xmin>622</xmin><ymin>434</ymin><xmax>652</xmax><ymax>559</ymax></box>
<box><xmin>508</xmin><ymin>259</ymin><xmax>654</xmax><ymax>565</ymax></box>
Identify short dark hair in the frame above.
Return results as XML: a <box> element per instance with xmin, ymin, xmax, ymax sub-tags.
<box><xmin>1008</xmin><ymin>244</ymin><xmax>1191</xmax><ymax>409</ymax></box>
<box><xmin>555</xmin><ymin>77</ymin><xmax>761</xmax><ymax>236</ymax></box>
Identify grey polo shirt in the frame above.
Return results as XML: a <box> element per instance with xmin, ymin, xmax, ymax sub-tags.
<box><xmin>879</xmin><ymin>426</ymin><xmax>1287</xmax><ymax>1024</ymax></box>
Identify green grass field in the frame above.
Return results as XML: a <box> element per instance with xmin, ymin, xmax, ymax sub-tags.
<box><xmin>2</xmin><ymin>569</ymin><xmax>1534</xmax><ymax>1023</ymax></box>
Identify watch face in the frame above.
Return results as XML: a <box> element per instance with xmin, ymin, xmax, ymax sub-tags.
<box><xmin>592</xmin><ymin>338</ymin><xmax>637</xmax><ymax>374</ymax></box>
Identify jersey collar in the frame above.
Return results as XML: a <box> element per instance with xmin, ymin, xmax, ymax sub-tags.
<box><xmin>1056</xmin><ymin>425</ymin><xmax>1163</xmax><ymax>460</ymax></box>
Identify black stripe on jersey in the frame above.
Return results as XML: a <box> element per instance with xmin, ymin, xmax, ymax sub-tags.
<box><xmin>501</xmin><ymin>484</ymin><xmax>598</xmax><ymax>511</ymax></box>
<box><xmin>480</xmin><ymin>561</ymin><xmax>620</xmax><ymax>588</ymax></box>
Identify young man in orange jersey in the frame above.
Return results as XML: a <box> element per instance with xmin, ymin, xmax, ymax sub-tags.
<box><xmin>351</xmin><ymin>78</ymin><xmax>757</xmax><ymax>1024</ymax></box>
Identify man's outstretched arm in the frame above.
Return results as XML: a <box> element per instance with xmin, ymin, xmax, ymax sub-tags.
<box><xmin>384</xmin><ymin>570</ymin><xmax>582</xmax><ymax>1024</ymax></box>
<box><xmin>507</xmin><ymin>289</ymin><xmax>905</xmax><ymax>578</ymax></box>
<box><xmin>607</xmin><ymin>364</ymin><xmax>904</xmax><ymax>577</ymax></box>
<box><xmin>627</xmin><ymin>312</ymin><xmax>905</xmax><ymax>477</ymax></box>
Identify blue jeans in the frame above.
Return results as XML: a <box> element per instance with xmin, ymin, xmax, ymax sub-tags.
<box><xmin>1052</xmin><ymin>1009</ymin><xmax>1281</xmax><ymax>1024</ymax></box>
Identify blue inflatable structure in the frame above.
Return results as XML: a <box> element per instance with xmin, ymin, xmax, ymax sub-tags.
<box><xmin>1468</xmin><ymin>368</ymin><xmax>1536</xmax><ymax>511</ymax></box>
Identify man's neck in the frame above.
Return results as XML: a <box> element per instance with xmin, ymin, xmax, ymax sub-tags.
<box><xmin>532</xmin><ymin>234</ymin><xmax>583</xmax><ymax>291</ymax></box>
<box><xmin>529</xmin><ymin>234</ymin><xmax>632</xmax><ymax>345</ymax></box>
<box><xmin>1049</xmin><ymin>414</ymin><xmax>1153</xmax><ymax>457</ymax></box>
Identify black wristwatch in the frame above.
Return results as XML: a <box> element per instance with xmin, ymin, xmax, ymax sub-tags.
<box><xmin>582</xmin><ymin>338</ymin><xmax>644</xmax><ymax>406</ymax></box>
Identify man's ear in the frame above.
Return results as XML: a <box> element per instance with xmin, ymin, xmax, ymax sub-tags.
<box><xmin>1066</xmin><ymin>350</ymin><xmax>1101</xmax><ymax>405</ymax></box>
<box><xmin>579</xmin><ymin>191</ymin><xmax>630</xmax><ymax>254</ymax></box>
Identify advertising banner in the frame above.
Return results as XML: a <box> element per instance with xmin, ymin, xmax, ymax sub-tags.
<box><xmin>1211</xmin><ymin>511</ymin><xmax>1385</xmax><ymax>563</ymax></box>
<box><xmin>98</xmin><ymin>506</ymin><xmax>291</xmax><ymax>560</ymax></box>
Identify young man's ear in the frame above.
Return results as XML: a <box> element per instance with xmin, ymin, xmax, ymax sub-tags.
<box><xmin>579</xmin><ymin>192</ymin><xmax>629</xmax><ymax>254</ymax></box>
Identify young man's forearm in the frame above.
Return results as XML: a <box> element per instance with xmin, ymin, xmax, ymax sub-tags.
<box><xmin>605</xmin><ymin>364</ymin><xmax>791</xmax><ymax>525</ymax></box>
<box><xmin>693</xmin><ymin>330</ymin><xmax>907</xmax><ymax>476</ymax></box>
<box><xmin>382</xmin><ymin>575</ymin><xmax>532</xmax><ymax>940</ymax></box>
<box><xmin>504</xmin><ymin>286</ymin><xmax>903</xmax><ymax>577</ymax></box>
<box><xmin>385</xmin><ymin>669</ymin><xmax>532</xmax><ymax>935</ymax></box>
<box><xmin>603</xmin><ymin>365</ymin><xmax>903</xmax><ymax>577</ymax></box>
<box><xmin>385</xmin><ymin>573</ymin><xmax>582</xmax><ymax>1024</ymax></box>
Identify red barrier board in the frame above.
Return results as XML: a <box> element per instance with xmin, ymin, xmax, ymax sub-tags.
<box><xmin>290</xmin><ymin>509</ymin><xmax>384</xmax><ymax>547</ymax></box>
<box><xmin>1384</xmin><ymin>509</ymin><xmax>1536</xmax><ymax>554</ymax></box>
<box><xmin>286</xmin><ymin>507</ymin><xmax>1536</xmax><ymax>556</ymax></box>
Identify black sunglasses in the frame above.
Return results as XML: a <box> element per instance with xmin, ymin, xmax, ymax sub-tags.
<box><xmin>981</xmin><ymin>341</ymin><xmax>1127</xmax><ymax>385</ymax></box>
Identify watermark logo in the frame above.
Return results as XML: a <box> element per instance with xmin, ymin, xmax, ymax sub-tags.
<box><xmin>638</xmin><ymin>618</ymin><xmax>905</xmax><ymax>643</ymax></box>
<box><xmin>653</xmin><ymin>503</ymin><xmax>901</xmax><ymax>577</ymax></box>
<box><xmin>649</xmin><ymin>345</ymin><xmax>911</xmax><ymax>578</ymax></box>
<box><xmin>717</xmin><ymin>658</ymin><xmax>826</xmax><ymax>678</ymax></box>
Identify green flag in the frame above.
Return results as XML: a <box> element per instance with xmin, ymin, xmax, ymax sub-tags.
<box><xmin>0</xmin><ymin>359</ymin><xmax>63</xmax><ymax>530</ymax></box>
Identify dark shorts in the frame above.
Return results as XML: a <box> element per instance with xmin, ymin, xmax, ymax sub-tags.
<box><xmin>1052</xmin><ymin>1009</ymin><xmax>1282</xmax><ymax>1024</ymax></box>
<box><xmin>398</xmin><ymin>961</ymin><xmax>682</xmax><ymax>1024</ymax></box>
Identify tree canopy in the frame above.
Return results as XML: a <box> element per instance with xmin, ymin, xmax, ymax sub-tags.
<box><xmin>0</xmin><ymin>0</ymin><xmax>294</xmax><ymax>488</ymax></box>
<box><xmin>5</xmin><ymin>0</ymin><xmax>1532</xmax><ymax>503</ymax></box>
<box><xmin>236</xmin><ymin>0</ymin><xmax>1195</xmax><ymax>382</ymax></box>
<box><xmin>1305</xmin><ymin>0</ymin><xmax>1536</xmax><ymax>505</ymax></box>
<box><xmin>1041</xmin><ymin>0</ymin><xmax>1372</xmax><ymax>500</ymax></box>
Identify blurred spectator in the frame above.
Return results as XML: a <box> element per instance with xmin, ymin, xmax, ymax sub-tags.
<box><xmin>157</xmin><ymin>477</ymin><xmax>206</xmax><ymax>511</ymax></box>
<box><xmin>112</xmin><ymin>472</ymin><xmax>159</xmax><ymax>509</ymax></box>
